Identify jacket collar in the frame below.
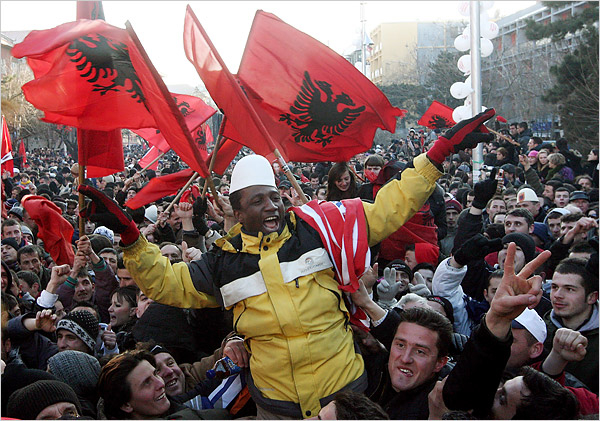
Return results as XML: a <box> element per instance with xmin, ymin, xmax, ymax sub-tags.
<box><xmin>215</xmin><ymin>213</ymin><xmax>296</xmax><ymax>253</ymax></box>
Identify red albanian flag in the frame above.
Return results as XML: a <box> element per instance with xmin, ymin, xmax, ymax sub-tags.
<box><xmin>226</xmin><ymin>10</ymin><xmax>405</xmax><ymax>163</ymax></box>
<box><xmin>207</xmin><ymin>136</ymin><xmax>242</xmax><ymax>176</ymax></box>
<box><xmin>183</xmin><ymin>6</ymin><xmax>282</xmax><ymax>161</ymax></box>
<box><xmin>418</xmin><ymin>101</ymin><xmax>456</xmax><ymax>129</ymax></box>
<box><xmin>18</xmin><ymin>139</ymin><xmax>28</xmax><ymax>169</ymax></box>
<box><xmin>21</xmin><ymin>195</ymin><xmax>75</xmax><ymax>266</ymax></box>
<box><xmin>125</xmin><ymin>168</ymin><xmax>195</xmax><ymax>209</ymax></box>
<box><xmin>11</xmin><ymin>20</ymin><xmax>157</xmax><ymax>131</ymax></box>
<box><xmin>126</xmin><ymin>21</ymin><xmax>209</xmax><ymax>177</ymax></box>
<box><xmin>133</xmin><ymin>93</ymin><xmax>215</xmax><ymax>153</ymax></box>
<box><xmin>138</xmin><ymin>145</ymin><xmax>161</xmax><ymax>171</ymax></box>
<box><xmin>1</xmin><ymin>116</ymin><xmax>14</xmax><ymax>176</ymax></box>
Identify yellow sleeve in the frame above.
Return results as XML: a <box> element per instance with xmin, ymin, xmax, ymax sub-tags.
<box><xmin>122</xmin><ymin>235</ymin><xmax>219</xmax><ymax>308</ymax></box>
<box><xmin>363</xmin><ymin>154</ymin><xmax>442</xmax><ymax>246</ymax></box>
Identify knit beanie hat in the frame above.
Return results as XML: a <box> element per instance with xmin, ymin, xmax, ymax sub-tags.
<box><xmin>7</xmin><ymin>380</ymin><xmax>82</xmax><ymax>420</ymax></box>
<box><xmin>414</xmin><ymin>243</ymin><xmax>440</xmax><ymax>266</ymax></box>
<box><xmin>1</xmin><ymin>237</ymin><xmax>20</xmax><ymax>251</ymax></box>
<box><xmin>386</xmin><ymin>259</ymin><xmax>413</xmax><ymax>282</ymax></box>
<box><xmin>56</xmin><ymin>310</ymin><xmax>99</xmax><ymax>353</ymax></box>
<box><xmin>502</xmin><ymin>233</ymin><xmax>536</xmax><ymax>263</ymax></box>
<box><xmin>47</xmin><ymin>350</ymin><xmax>101</xmax><ymax>396</ymax></box>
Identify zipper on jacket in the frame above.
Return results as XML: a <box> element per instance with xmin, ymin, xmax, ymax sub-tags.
<box><xmin>295</xmin><ymin>278</ymin><xmax>299</xmax><ymax>288</ymax></box>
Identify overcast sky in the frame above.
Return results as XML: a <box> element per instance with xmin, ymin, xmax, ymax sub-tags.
<box><xmin>2</xmin><ymin>1</ymin><xmax>536</xmax><ymax>88</ymax></box>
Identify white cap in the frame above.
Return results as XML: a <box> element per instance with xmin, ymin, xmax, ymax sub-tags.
<box><xmin>512</xmin><ymin>308</ymin><xmax>547</xmax><ymax>343</ymax></box>
<box><xmin>229</xmin><ymin>154</ymin><xmax>276</xmax><ymax>194</ymax></box>
<box><xmin>145</xmin><ymin>204</ymin><xmax>158</xmax><ymax>224</ymax></box>
<box><xmin>517</xmin><ymin>187</ymin><xmax>539</xmax><ymax>203</ymax></box>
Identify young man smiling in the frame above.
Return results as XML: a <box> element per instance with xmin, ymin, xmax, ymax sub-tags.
<box><xmin>80</xmin><ymin>110</ymin><xmax>496</xmax><ymax>419</ymax></box>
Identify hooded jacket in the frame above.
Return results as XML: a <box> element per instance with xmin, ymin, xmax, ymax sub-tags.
<box><xmin>544</xmin><ymin>304</ymin><xmax>599</xmax><ymax>394</ymax></box>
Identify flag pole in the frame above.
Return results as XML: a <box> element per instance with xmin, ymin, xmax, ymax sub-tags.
<box><xmin>202</xmin><ymin>117</ymin><xmax>226</xmax><ymax>199</ymax></box>
<box><xmin>273</xmin><ymin>148</ymin><xmax>308</xmax><ymax>204</ymax></box>
<box><xmin>76</xmin><ymin>130</ymin><xmax>86</xmax><ymax>236</ymax></box>
<box><xmin>486</xmin><ymin>126</ymin><xmax>521</xmax><ymax>147</ymax></box>
<box><xmin>186</xmin><ymin>7</ymin><xmax>307</xmax><ymax>205</ymax></box>
<box><xmin>163</xmin><ymin>172</ymin><xmax>200</xmax><ymax>215</ymax></box>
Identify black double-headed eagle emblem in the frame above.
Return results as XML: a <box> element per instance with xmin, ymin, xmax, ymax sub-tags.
<box><xmin>428</xmin><ymin>115</ymin><xmax>452</xmax><ymax>129</ymax></box>
<box><xmin>66</xmin><ymin>34</ymin><xmax>145</xmax><ymax>106</ymax></box>
<box><xmin>280</xmin><ymin>71</ymin><xmax>365</xmax><ymax>147</ymax></box>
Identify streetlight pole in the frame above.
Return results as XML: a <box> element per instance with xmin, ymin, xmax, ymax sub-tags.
<box><xmin>469</xmin><ymin>1</ymin><xmax>483</xmax><ymax>182</ymax></box>
<box><xmin>360</xmin><ymin>2</ymin><xmax>367</xmax><ymax>76</ymax></box>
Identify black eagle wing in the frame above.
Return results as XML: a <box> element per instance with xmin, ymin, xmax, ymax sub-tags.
<box><xmin>289</xmin><ymin>71</ymin><xmax>321</xmax><ymax>122</ymax></box>
<box><xmin>322</xmin><ymin>105</ymin><xmax>365</xmax><ymax>136</ymax></box>
<box><xmin>66</xmin><ymin>34</ymin><xmax>145</xmax><ymax>104</ymax></box>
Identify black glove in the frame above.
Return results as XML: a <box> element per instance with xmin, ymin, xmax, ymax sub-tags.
<box><xmin>471</xmin><ymin>168</ymin><xmax>498</xmax><ymax>209</ymax></box>
<box><xmin>451</xmin><ymin>332</ymin><xmax>469</xmax><ymax>355</ymax></box>
<box><xmin>193</xmin><ymin>196</ymin><xmax>208</xmax><ymax>218</ymax></box>
<box><xmin>427</xmin><ymin>108</ymin><xmax>496</xmax><ymax>165</ymax></box>
<box><xmin>453</xmin><ymin>233</ymin><xmax>503</xmax><ymax>266</ymax></box>
<box><xmin>78</xmin><ymin>184</ymin><xmax>140</xmax><ymax>245</ymax></box>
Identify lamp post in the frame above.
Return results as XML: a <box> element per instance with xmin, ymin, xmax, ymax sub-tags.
<box><xmin>470</xmin><ymin>1</ymin><xmax>483</xmax><ymax>182</ymax></box>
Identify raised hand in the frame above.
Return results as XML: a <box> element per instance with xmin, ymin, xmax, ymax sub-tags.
<box><xmin>101</xmin><ymin>324</ymin><xmax>117</xmax><ymax>350</ymax></box>
<box><xmin>181</xmin><ymin>241</ymin><xmax>202</xmax><ymax>263</ymax></box>
<box><xmin>427</xmin><ymin>108</ymin><xmax>496</xmax><ymax>165</ymax></box>
<box><xmin>35</xmin><ymin>309</ymin><xmax>57</xmax><ymax>333</ymax></box>
<box><xmin>486</xmin><ymin>242</ymin><xmax>551</xmax><ymax>338</ymax></box>
<box><xmin>409</xmin><ymin>272</ymin><xmax>431</xmax><ymax>296</ymax></box>
<box><xmin>175</xmin><ymin>202</ymin><xmax>194</xmax><ymax>220</ymax></box>
<box><xmin>377</xmin><ymin>267</ymin><xmax>407</xmax><ymax>306</ymax></box>
<box><xmin>552</xmin><ymin>328</ymin><xmax>588</xmax><ymax>362</ymax></box>
<box><xmin>47</xmin><ymin>264</ymin><xmax>72</xmax><ymax>294</ymax></box>
<box><xmin>78</xmin><ymin>185</ymin><xmax>139</xmax><ymax>245</ymax></box>
<box><xmin>359</xmin><ymin>263</ymin><xmax>379</xmax><ymax>293</ymax></box>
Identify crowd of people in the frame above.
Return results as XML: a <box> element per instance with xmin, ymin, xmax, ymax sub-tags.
<box><xmin>1</xmin><ymin>111</ymin><xmax>598</xmax><ymax>420</ymax></box>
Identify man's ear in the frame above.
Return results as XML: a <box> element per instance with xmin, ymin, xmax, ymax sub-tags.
<box><xmin>434</xmin><ymin>356</ymin><xmax>449</xmax><ymax>373</ymax></box>
<box><xmin>233</xmin><ymin>209</ymin><xmax>243</xmax><ymax>225</ymax></box>
<box><xmin>586</xmin><ymin>291</ymin><xmax>599</xmax><ymax>305</ymax></box>
<box><xmin>530</xmin><ymin>342</ymin><xmax>544</xmax><ymax>360</ymax></box>
<box><xmin>529</xmin><ymin>224</ymin><xmax>534</xmax><ymax>234</ymax></box>
<box><xmin>120</xmin><ymin>402</ymin><xmax>133</xmax><ymax>414</ymax></box>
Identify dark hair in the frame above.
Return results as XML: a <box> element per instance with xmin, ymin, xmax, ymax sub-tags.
<box><xmin>326</xmin><ymin>162</ymin><xmax>358</xmax><ymax>201</ymax></box>
<box><xmin>117</xmin><ymin>256</ymin><xmax>127</xmax><ymax>270</ymax></box>
<box><xmin>514</xmin><ymin>366</ymin><xmax>579</xmax><ymax>419</ymax></box>
<box><xmin>518</xmin><ymin>122</ymin><xmax>528</xmax><ymax>130</ymax></box>
<box><xmin>507</xmin><ymin>208</ymin><xmax>534</xmax><ymax>227</ymax></box>
<box><xmin>555</xmin><ymin>258</ymin><xmax>598</xmax><ymax>295</ymax></box>
<box><xmin>98</xmin><ymin>350</ymin><xmax>157</xmax><ymax>419</ymax></box>
<box><xmin>413</xmin><ymin>262</ymin><xmax>435</xmax><ymax>274</ymax></box>
<box><xmin>486</xmin><ymin>269</ymin><xmax>504</xmax><ymax>289</ymax></box>
<box><xmin>2</xmin><ymin>218</ymin><xmax>21</xmax><ymax>231</ymax></box>
<box><xmin>531</xmin><ymin>137</ymin><xmax>543</xmax><ymax>146</ymax></box>
<box><xmin>545</xmin><ymin>179</ymin><xmax>563</xmax><ymax>190</ymax></box>
<box><xmin>111</xmin><ymin>286</ymin><xmax>139</xmax><ymax>310</ymax></box>
<box><xmin>561</xmin><ymin>213</ymin><xmax>583</xmax><ymax>224</ymax></box>
<box><xmin>15</xmin><ymin>270</ymin><xmax>40</xmax><ymax>288</ymax></box>
<box><xmin>405</xmin><ymin>243</ymin><xmax>415</xmax><ymax>253</ymax></box>
<box><xmin>397</xmin><ymin>307</ymin><xmax>453</xmax><ymax>358</ymax></box>
<box><xmin>17</xmin><ymin>244</ymin><xmax>42</xmax><ymax>263</ymax></box>
<box><xmin>333</xmin><ymin>390</ymin><xmax>389</xmax><ymax>420</ymax></box>
<box><xmin>99</xmin><ymin>247</ymin><xmax>118</xmax><ymax>257</ymax></box>
<box><xmin>364</xmin><ymin>154</ymin><xmax>385</xmax><ymax>168</ymax></box>
<box><xmin>568</xmin><ymin>241</ymin><xmax>595</xmax><ymax>256</ymax></box>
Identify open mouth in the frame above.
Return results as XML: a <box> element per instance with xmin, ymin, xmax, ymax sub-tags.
<box><xmin>398</xmin><ymin>368</ymin><xmax>413</xmax><ymax>377</ymax></box>
<box><xmin>155</xmin><ymin>392</ymin><xmax>166</xmax><ymax>401</ymax></box>
<box><xmin>264</xmin><ymin>216</ymin><xmax>279</xmax><ymax>231</ymax></box>
<box><xmin>165</xmin><ymin>379</ymin><xmax>178</xmax><ymax>389</ymax></box>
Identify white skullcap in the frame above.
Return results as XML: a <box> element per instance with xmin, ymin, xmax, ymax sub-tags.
<box><xmin>229</xmin><ymin>154</ymin><xmax>276</xmax><ymax>194</ymax></box>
